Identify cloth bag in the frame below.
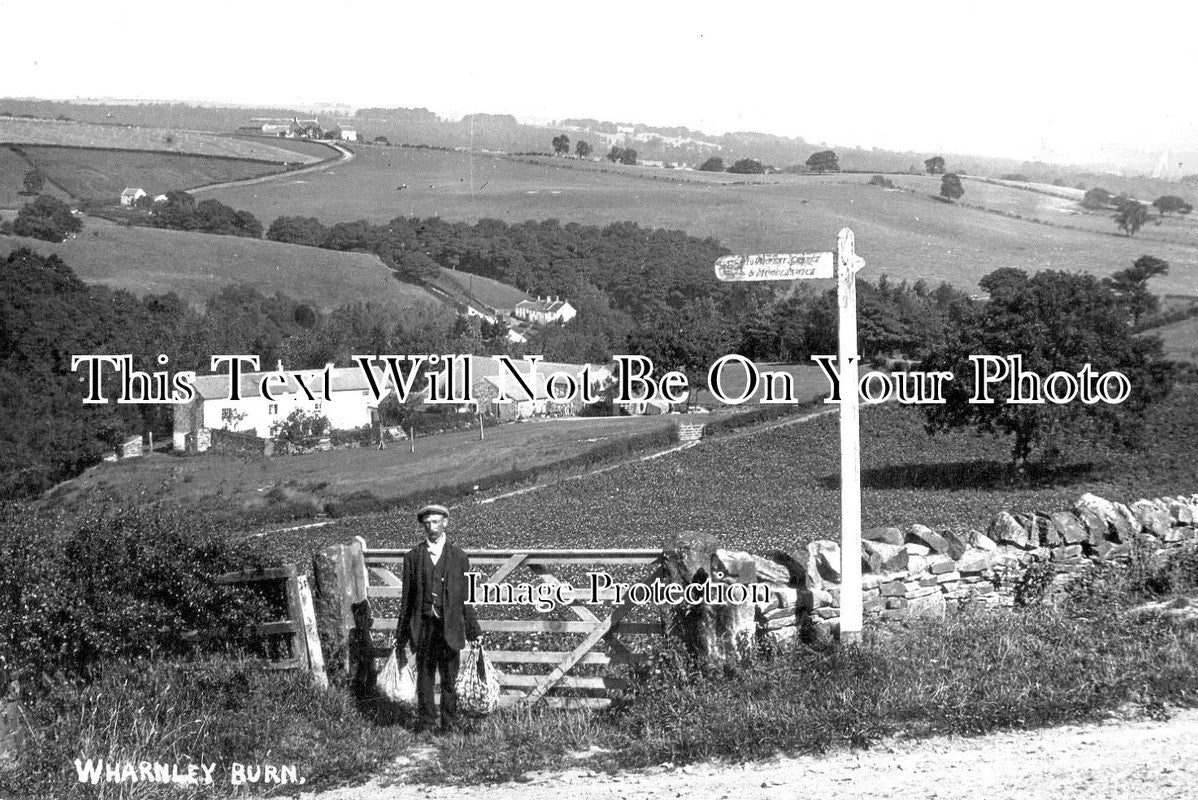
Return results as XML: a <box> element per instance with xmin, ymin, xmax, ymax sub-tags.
<box><xmin>454</xmin><ymin>642</ymin><xmax>501</xmax><ymax>715</ymax></box>
<box><xmin>377</xmin><ymin>648</ymin><xmax>417</xmax><ymax>707</ymax></box>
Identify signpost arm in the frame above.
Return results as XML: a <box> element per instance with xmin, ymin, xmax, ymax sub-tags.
<box><xmin>836</xmin><ymin>229</ymin><xmax>864</xmax><ymax>644</ymax></box>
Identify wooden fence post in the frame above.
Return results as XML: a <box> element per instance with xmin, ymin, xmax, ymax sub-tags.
<box><xmin>286</xmin><ymin>575</ymin><xmax>328</xmax><ymax>689</ymax></box>
<box><xmin>0</xmin><ymin>677</ymin><xmax>24</xmax><ymax>769</ymax></box>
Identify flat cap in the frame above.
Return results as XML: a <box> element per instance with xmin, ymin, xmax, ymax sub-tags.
<box><xmin>415</xmin><ymin>503</ymin><xmax>450</xmax><ymax>522</ymax></box>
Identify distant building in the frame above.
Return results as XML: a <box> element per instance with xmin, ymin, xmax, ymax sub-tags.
<box><xmin>467</xmin><ymin>357</ymin><xmax>612</xmax><ymax>421</ymax></box>
<box><xmin>119</xmin><ymin>187</ymin><xmax>146</xmax><ymax>207</ymax></box>
<box><xmin>513</xmin><ymin>295</ymin><xmax>577</xmax><ymax>325</ymax></box>
<box><xmin>241</xmin><ymin>117</ymin><xmax>323</xmax><ymax>139</ymax></box>
<box><xmin>338</xmin><ymin>128</ymin><xmax>357</xmax><ymax>142</ymax></box>
<box><xmin>173</xmin><ymin>362</ymin><xmax>395</xmax><ymax>453</ymax></box>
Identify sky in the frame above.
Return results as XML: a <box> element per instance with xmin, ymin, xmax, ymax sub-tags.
<box><xmin>2</xmin><ymin>0</ymin><xmax>1193</xmax><ymax>165</ymax></box>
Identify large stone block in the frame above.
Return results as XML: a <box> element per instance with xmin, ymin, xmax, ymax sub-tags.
<box><xmin>1130</xmin><ymin>500</ymin><xmax>1173</xmax><ymax>539</ymax></box>
<box><xmin>940</xmin><ymin>530</ymin><xmax>972</xmax><ymax>560</ymax></box>
<box><xmin>861</xmin><ymin>540</ymin><xmax>909</xmax><ymax>574</ymax></box>
<box><xmin>806</xmin><ymin>541</ymin><xmax>841</xmax><ymax>589</ymax></box>
<box><xmin>864</xmin><ymin>526</ymin><xmax>905</xmax><ymax>547</ymax></box>
<box><xmin>1051</xmin><ymin>544</ymin><xmax>1085</xmax><ymax>562</ymax></box>
<box><xmin>1168</xmin><ymin>500</ymin><xmax>1195</xmax><ymax>525</ymax></box>
<box><xmin>1075</xmin><ymin>493</ymin><xmax>1135</xmax><ymax>542</ymax></box>
<box><xmin>1164</xmin><ymin>526</ymin><xmax>1194</xmax><ymax>544</ymax></box>
<box><xmin>1015</xmin><ymin>513</ymin><xmax>1041</xmax><ymax>547</ymax></box>
<box><xmin>1074</xmin><ymin>506</ymin><xmax>1108</xmax><ymax>546</ymax></box>
<box><xmin>928</xmin><ymin>556</ymin><xmax>957</xmax><ymax>575</ymax></box>
<box><xmin>1051</xmin><ymin>512</ymin><xmax>1089</xmax><ymax>545</ymax></box>
<box><xmin>907</xmin><ymin>524</ymin><xmax>953</xmax><ymax>556</ymax></box>
<box><xmin>1034</xmin><ymin>513</ymin><xmax>1064</xmax><ymax>547</ymax></box>
<box><xmin>907</xmin><ymin>591</ymin><xmax>947</xmax><ymax>618</ymax></box>
<box><xmin>957</xmin><ymin>548</ymin><xmax>999</xmax><ymax>574</ymax></box>
<box><xmin>989</xmin><ymin>511</ymin><xmax>1029</xmax><ymax>548</ymax></box>
<box><xmin>1112</xmin><ymin>502</ymin><xmax>1143</xmax><ymax>540</ymax></box>
<box><xmin>973</xmin><ymin>531</ymin><xmax>998</xmax><ymax>551</ymax></box>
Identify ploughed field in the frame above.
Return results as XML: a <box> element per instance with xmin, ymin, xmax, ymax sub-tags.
<box><xmin>203</xmin><ymin>147</ymin><xmax>1198</xmax><ymax>296</ymax></box>
<box><xmin>301</xmin><ymin>384</ymin><xmax>1198</xmax><ymax>560</ymax></box>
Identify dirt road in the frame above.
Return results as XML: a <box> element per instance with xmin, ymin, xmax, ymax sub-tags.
<box><xmin>298</xmin><ymin>707</ymin><xmax>1198</xmax><ymax>799</ymax></box>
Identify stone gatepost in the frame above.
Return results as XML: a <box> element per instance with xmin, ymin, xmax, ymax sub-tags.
<box><xmin>662</xmin><ymin>531</ymin><xmax>756</xmax><ymax>664</ymax></box>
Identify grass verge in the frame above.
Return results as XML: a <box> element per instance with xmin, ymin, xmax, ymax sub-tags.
<box><xmin>9</xmin><ymin>549</ymin><xmax>1198</xmax><ymax>796</ymax></box>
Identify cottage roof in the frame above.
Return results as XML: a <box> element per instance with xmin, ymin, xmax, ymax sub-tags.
<box><xmin>120</xmin><ymin>187</ymin><xmax>145</xmax><ymax>198</ymax></box>
<box><xmin>515</xmin><ymin>296</ymin><xmax>573</xmax><ymax>315</ymax></box>
<box><xmin>192</xmin><ymin>365</ymin><xmax>386</xmax><ymax>401</ymax></box>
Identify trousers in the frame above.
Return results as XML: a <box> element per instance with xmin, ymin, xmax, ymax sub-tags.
<box><xmin>414</xmin><ymin>616</ymin><xmax>460</xmax><ymax>730</ymax></box>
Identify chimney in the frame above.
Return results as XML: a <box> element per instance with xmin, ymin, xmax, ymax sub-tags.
<box><xmin>276</xmin><ymin>359</ymin><xmax>284</xmax><ymax>373</ymax></box>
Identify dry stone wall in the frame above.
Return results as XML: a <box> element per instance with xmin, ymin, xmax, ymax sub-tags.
<box><xmin>727</xmin><ymin>492</ymin><xmax>1198</xmax><ymax>645</ymax></box>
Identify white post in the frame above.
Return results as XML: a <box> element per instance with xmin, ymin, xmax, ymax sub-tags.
<box><xmin>836</xmin><ymin>228</ymin><xmax>864</xmax><ymax>644</ymax></box>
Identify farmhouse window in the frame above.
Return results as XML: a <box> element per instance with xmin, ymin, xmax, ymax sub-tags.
<box><xmin>221</xmin><ymin>408</ymin><xmax>235</xmax><ymax>422</ymax></box>
<box><xmin>268</xmin><ymin>404</ymin><xmax>279</xmax><ymax>415</ymax></box>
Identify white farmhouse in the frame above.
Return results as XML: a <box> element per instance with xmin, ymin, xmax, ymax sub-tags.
<box><xmin>119</xmin><ymin>187</ymin><xmax>147</xmax><ymax>207</ymax></box>
<box><xmin>173</xmin><ymin>363</ymin><xmax>395</xmax><ymax>452</ymax></box>
<box><xmin>512</xmin><ymin>295</ymin><xmax>577</xmax><ymax>325</ymax></box>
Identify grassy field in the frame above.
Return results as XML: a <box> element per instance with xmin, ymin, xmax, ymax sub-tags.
<box><xmin>0</xmin><ymin>145</ymin><xmax>71</xmax><ymax>208</ymax></box>
<box><xmin>46</xmin><ymin>415</ymin><xmax>677</xmax><ymax>518</ymax></box>
<box><xmin>886</xmin><ymin>174</ymin><xmax>1198</xmax><ymax>247</ymax></box>
<box><xmin>228</xmin><ymin>133</ymin><xmax>339</xmax><ymax>160</ymax></box>
<box><xmin>1155</xmin><ymin>316</ymin><xmax>1198</xmax><ymax>364</ymax></box>
<box><xmin>0</xmin><ymin>219</ymin><xmax>440</xmax><ymax>311</ymax></box>
<box><xmin>13</xmin><ymin>145</ymin><xmax>294</xmax><ymax>202</ymax></box>
<box><xmin>0</xmin><ymin>116</ymin><xmax>322</xmax><ymax>163</ymax></box>
<box><xmin>202</xmin><ymin>147</ymin><xmax>1198</xmax><ymax>296</ymax></box>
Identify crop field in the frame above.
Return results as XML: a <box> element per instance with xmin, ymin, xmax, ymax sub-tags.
<box><xmin>0</xmin><ymin>117</ymin><xmax>322</xmax><ymax>163</ymax></box>
<box><xmin>203</xmin><ymin>147</ymin><xmax>1198</xmax><ymax>296</ymax></box>
<box><xmin>323</xmin><ymin>384</ymin><xmax>1198</xmax><ymax>561</ymax></box>
<box><xmin>1155</xmin><ymin>316</ymin><xmax>1198</xmax><ymax>364</ymax></box>
<box><xmin>0</xmin><ymin>220</ymin><xmax>439</xmax><ymax>311</ymax></box>
<box><xmin>14</xmin><ymin>145</ymin><xmax>294</xmax><ymax>201</ymax></box>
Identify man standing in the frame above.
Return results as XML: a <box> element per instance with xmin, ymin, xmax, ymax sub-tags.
<box><xmin>395</xmin><ymin>503</ymin><xmax>481</xmax><ymax>734</ymax></box>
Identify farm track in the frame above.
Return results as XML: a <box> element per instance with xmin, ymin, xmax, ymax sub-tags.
<box><xmin>186</xmin><ymin>141</ymin><xmax>352</xmax><ymax>195</ymax></box>
<box><xmin>295</xmin><ymin>706</ymin><xmax>1198</xmax><ymax>799</ymax></box>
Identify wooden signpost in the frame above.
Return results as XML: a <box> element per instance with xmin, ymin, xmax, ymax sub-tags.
<box><xmin>714</xmin><ymin>228</ymin><xmax>865</xmax><ymax>643</ymax></box>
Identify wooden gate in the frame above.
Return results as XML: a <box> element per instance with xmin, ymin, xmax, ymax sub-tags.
<box><xmin>353</xmin><ymin>537</ymin><xmax>666</xmax><ymax>708</ymax></box>
<box><xmin>214</xmin><ymin>564</ymin><xmax>327</xmax><ymax>689</ymax></box>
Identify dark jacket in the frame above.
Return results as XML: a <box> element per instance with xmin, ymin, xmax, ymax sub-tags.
<box><xmin>395</xmin><ymin>540</ymin><xmax>481</xmax><ymax>653</ymax></box>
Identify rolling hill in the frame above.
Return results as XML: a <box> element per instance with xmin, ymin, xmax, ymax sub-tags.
<box><xmin>0</xmin><ymin>116</ymin><xmax>322</xmax><ymax>162</ymax></box>
<box><xmin>0</xmin><ymin>219</ymin><xmax>441</xmax><ymax>312</ymax></box>
<box><xmin>200</xmin><ymin>146</ymin><xmax>1198</xmax><ymax>297</ymax></box>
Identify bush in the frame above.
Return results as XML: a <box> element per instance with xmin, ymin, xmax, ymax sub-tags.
<box><xmin>13</xmin><ymin>195</ymin><xmax>82</xmax><ymax>243</ymax></box>
<box><xmin>868</xmin><ymin>175</ymin><xmax>894</xmax><ymax>188</ymax></box>
<box><xmin>329</xmin><ymin>424</ymin><xmax>376</xmax><ymax>447</ymax></box>
<box><xmin>0</xmin><ymin>502</ymin><xmax>272</xmax><ymax>688</ymax></box>
<box><xmin>270</xmin><ymin>409</ymin><xmax>330</xmax><ymax>449</ymax></box>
